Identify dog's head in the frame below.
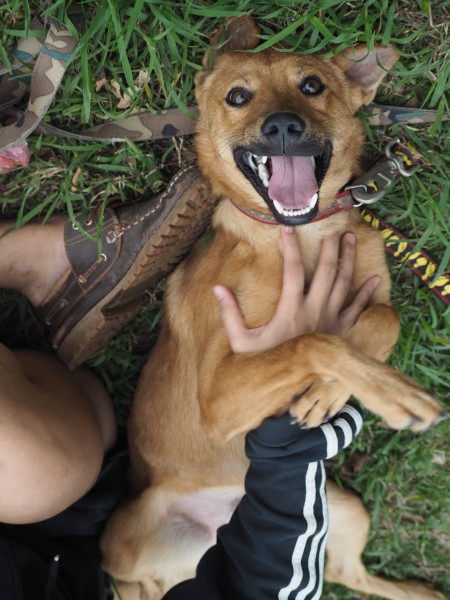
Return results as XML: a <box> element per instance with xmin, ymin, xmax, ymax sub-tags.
<box><xmin>195</xmin><ymin>17</ymin><xmax>399</xmax><ymax>226</ymax></box>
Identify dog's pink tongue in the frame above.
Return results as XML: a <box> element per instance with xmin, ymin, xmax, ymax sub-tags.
<box><xmin>268</xmin><ymin>155</ymin><xmax>318</xmax><ymax>209</ymax></box>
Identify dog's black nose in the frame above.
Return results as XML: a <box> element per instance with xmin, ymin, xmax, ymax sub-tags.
<box><xmin>262</xmin><ymin>113</ymin><xmax>305</xmax><ymax>153</ymax></box>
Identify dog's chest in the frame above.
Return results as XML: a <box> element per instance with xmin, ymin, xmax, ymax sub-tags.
<box><xmin>233</xmin><ymin>265</ymin><xmax>284</xmax><ymax>327</ymax></box>
<box><xmin>233</xmin><ymin>234</ymin><xmax>323</xmax><ymax>322</ymax></box>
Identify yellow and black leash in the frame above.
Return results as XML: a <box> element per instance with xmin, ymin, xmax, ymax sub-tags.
<box><xmin>348</xmin><ymin>141</ymin><xmax>449</xmax><ymax>306</ymax></box>
<box><xmin>1</xmin><ymin>12</ymin><xmax>447</xmax><ymax>305</ymax></box>
<box><xmin>224</xmin><ymin>141</ymin><xmax>449</xmax><ymax>306</ymax></box>
<box><xmin>360</xmin><ymin>208</ymin><xmax>449</xmax><ymax>306</ymax></box>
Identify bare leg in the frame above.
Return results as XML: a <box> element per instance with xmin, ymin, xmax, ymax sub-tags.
<box><xmin>0</xmin><ymin>217</ymin><xmax>69</xmax><ymax>306</ymax></box>
<box><xmin>0</xmin><ymin>217</ymin><xmax>116</xmax><ymax>524</ymax></box>
<box><xmin>0</xmin><ymin>344</ymin><xmax>116</xmax><ymax>524</ymax></box>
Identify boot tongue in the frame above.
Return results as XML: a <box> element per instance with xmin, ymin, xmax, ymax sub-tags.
<box><xmin>268</xmin><ymin>155</ymin><xmax>318</xmax><ymax>209</ymax></box>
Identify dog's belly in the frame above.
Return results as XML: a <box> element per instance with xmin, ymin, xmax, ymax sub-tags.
<box><xmin>168</xmin><ymin>485</ymin><xmax>244</xmax><ymax>543</ymax></box>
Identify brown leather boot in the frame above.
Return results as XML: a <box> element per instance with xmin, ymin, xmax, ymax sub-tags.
<box><xmin>36</xmin><ymin>166</ymin><xmax>215</xmax><ymax>368</ymax></box>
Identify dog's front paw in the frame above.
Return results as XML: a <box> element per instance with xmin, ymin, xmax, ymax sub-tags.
<box><xmin>336</xmin><ymin>363</ymin><xmax>445</xmax><ymax>432</ymax></box>
<box><xmin>379</xmin><ymin>380</ymin><xmax>445</xmax><ymax>431</ymax></box>
<box><xmin>289</xmin><ymin>380</ymin><xmax>350</xmax><ymax>428</ymax></box>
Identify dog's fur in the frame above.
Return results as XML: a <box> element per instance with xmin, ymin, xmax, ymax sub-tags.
<box><xmin>101</xmin><ymin>18</ymin><xmax>444</xmax><ymax>600</ymax></box>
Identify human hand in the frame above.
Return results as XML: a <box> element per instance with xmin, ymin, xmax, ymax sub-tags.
<box><xmin>213</xmin><ymin>227</ymin><xmax>380</xmax><ymax>353</ymax></box>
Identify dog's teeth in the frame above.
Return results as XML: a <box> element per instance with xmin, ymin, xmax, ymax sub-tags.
<box><xmin>309</xmin><ymin>192</ymin><xmax>318</xmax><ymax>208</ymax></box>
<box><xmin>258</xmin><ymin>163</ymin><xmax>269</xmax><ymax>178</ymax></box>
<box><xmin>273</xmin><ymin>200</ymin><xmax>283</xmax><ymax>214</ymax></box>
<box><xmin>245</xmin><ymin>152</ymin><xmax>258</xmax><ymax>173</ymax></box>
<box><xmin>273</xmin><ymin>193</ymin><xmax>319</xmax><ymax>219</ymax></box>
<box><xmin>258</xmin><ymin>163</ymin><xmax>270</xmax><ymax>187</ymax></box>
<box><xmin>310</xmin><ymin>156</ymin><xmax>316</xmax><ymax>171</ymax></box>
<box><xmin>252</xmin><ymin>154</ymin><xmax>268</xmax><ymax>165</ymax></box>
<box><xmin>245</xmin><ymin>152</ymin><xmax>269</xmax><ymax>183</ymax></box>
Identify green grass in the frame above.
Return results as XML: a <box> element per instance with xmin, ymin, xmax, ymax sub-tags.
<box><xmin>1</xmin><ymin>1</ymin><xmax>449</xmax><ymax>598</ymax></box>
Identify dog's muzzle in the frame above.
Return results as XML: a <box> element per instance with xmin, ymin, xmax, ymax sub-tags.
<box><xmin>233</xmin><ymin>113</ymin><xmax>332</xmax><ymax>226</ymax></box>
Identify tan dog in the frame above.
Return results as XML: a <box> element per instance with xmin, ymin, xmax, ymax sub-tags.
<box><xmin>101</xmin><ymin>17</ymin><xmax>444</xmax><ymax>600</ymax></box>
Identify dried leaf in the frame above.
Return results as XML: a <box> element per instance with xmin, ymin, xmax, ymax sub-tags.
<box><xmin>111</xmin><ymin>80</ymin><xmax>133</xmax><ymax>110</ymax></box>
<box><xmin>95</xmin><ymin>77</ymin><xmax>108</xmax><ymax>92</ymax></box>
<box><xmin>71</xmin><ymin>167</ymin><xmax>82</xmax><ymax>191</ymax></box>
<box><xmin>137</xmin><ymin>70</ymin><xmax>149</xmax><ymax>88</ymax></box>
<box><xmin>401</xmin><ymin>513</ymin><xmax>425</xmax><ymax>525</ymax></box>
<box><xmin>348</xmin><ymin>450</ymin><xmax>370</xmax><ymax>472</ymax></box>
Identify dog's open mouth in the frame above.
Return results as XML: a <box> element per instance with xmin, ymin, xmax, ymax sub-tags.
<box><xmin>234</xmin><ymin>143</ymin><xmax>332</xmax><ymax>225</ymax></box>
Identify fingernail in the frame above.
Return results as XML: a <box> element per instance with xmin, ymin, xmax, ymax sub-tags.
<box><xmin>372</xmin><ymin>276</ymin><xmax>381</xmax><ymax>288</ymax></box>
<box><xmin>437</xmin><ymin>410</ymin><xmax>450</xmax><ymax>423</ymax></box>
<box><xmin>213</xmin><ymin>286</ymin><xmax>223</xmax><ymax>301</ymax></box>
<box><xmin>284</xmin><ymin>226</ymin><xmax>294</xmax><ymax>233</ymax></box>
<box><xmin>346</xmin><ymin>232</ymin><xmax>356</xmax><ymax>245</ymax></box>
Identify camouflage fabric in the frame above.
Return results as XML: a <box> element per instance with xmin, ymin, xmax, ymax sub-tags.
<box><xmin>360</xmin><ymin>104</ymin><xmax>449</xmax><ymax>126</ymax></box>
<box><xmin>0</xmin><ymin>16</ymin><xmax>79</xmax><ymax>151</ymax></box>
<box><xmin>1</xmin><ymin>106</ymin><xmax>200</xmax><ymax>143</ymax></box>
<box><xmin>0</xmin><ymin>4</ymin><xmax>199</xmax><ymax>150</ymax></box>
<box><xmin>0</xmin><ymin>12</ymin><xmax>47</xmax><ymax>113</ymax></box>
<box><xmin>0</xmin><ymin>9</ymin><xmax>448</xmax><ymax>306</ymax></box>
<box><xmin>0</xmin><ymin>14</ymin><xmax>47</xmax><ymax>77</ymax></box>
<box><xmin>1</xmin><ymin>7</ymin><xmax>448</xmax><ymax>151</ymax></box>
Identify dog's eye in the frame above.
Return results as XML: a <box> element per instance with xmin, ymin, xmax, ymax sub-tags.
<box><xmin>300</xmin><ymin>76</ymin><xmax>324</xmax><ymax>96</ymax></box>
<box><xmin>226</xmin><ymin>88</ymin><xmax>253</xmax><ymax>107</ymax></box>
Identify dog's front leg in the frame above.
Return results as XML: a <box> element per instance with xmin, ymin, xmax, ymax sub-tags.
<box><xmin>198</xmin><ymin>331</ymin><xmax>441</xmax><ymax>442</ymax></box>
<box><xmin>296</xmin><ymin>303</ymin><xmax>401</xmax><ymax>426</ymax></box>
<box><xmin>342</xmin><ymin>302</ymin><xmax>400</xmax><ymax>361</ymax></box>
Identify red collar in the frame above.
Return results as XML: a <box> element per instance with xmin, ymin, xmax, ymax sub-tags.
<box><xmin>230</xmin><ymin>191</ymin><xmax>356</xmax><ymax>225</ymax></box>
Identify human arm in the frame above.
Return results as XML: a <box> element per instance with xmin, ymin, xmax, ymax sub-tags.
<box><xmin>162</xmin><ymin>404</ymin><xmax>364</xmax><ymax>600</ymax></box>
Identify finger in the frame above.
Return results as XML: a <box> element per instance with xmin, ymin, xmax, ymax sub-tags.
<box><xmin>213</xmin><ymin>285</ymin><xmax>251</xmax><ymax>352</ymax></box>
<box><xmin>276</xmin><ymin>227</ymin><xmax>305</xmax><ymax>313</ymax></box>
<box><xmin>328</xmin><ymin>232</ymin><xmax>356</xmax><ymax>313</ymax></box>
<box><xmin>307</xmin><ymin>233</ymin><xmax>340</xmax><ymax>305</ymax></box>
<box><xmin>338</xmin><ymin>275</ymin><xmax>381</xmax><ymax>334</ymax></box>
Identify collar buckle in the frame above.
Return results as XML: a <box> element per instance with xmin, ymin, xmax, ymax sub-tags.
<box><xmin>347</xmin><ymin>139</ymin><xmax>421</xmax><ymax>206</ymax></box>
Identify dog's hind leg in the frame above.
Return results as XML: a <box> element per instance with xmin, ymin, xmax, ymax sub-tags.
<box><xmin>325</xmin><ymin>481</ymin><xmax>445</xmax><ymax>600</ymax></box>
<box><xmin>101</xmin><ymin>486</ymin><xmax>172</xmax><ymax>599</ymax></box>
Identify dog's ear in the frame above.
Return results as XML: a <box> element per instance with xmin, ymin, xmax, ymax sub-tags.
<box><xmin>202</xmin><ymin>16</ymin><xmax>260</xmax><ymax>71</ymax></box>
<box><xmin>333</xmin><ymin>44</ymin><xmax>400</xmax><ymax>108</ymax></box>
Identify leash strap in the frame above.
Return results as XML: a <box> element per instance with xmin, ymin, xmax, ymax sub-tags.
<box><xmin>1</xmin><ymin>11</ymin><xmax>448</xmax><ymax>306</ymax></box>
<box><xmin>346</xmin><ymin>142</ymin><xmax>450</xmax><ymax>308</ymax></box>
<box><xmin>0</xmin><ymin>7</ymin><xmax>82</xmax><ymax>152</ymax></box>
<box><xmin>345</xmin><ymin>140</ymin><xmax>449</xmax><ymax>307</ymax></box>
<box><xmin>360</xmin><ymin>104</ymin><xmax>448</xmax><ymax>127</ymax></box>
<box><xmin>0</xmin><ymin>106</ymin><xmax>199</xmax><ymax>145</ymax></box>
<box><xmin>228</xmin><ymin>141</ymin><xmax>449</xmax><ymax>306</ymax></box>
<box><xmin>1</xmin><ymin>7</ymin><xmax>448</xmax><ymax>151</ymax></box>
<box><xmin>348</xmin><ymin>140</ymin><xmax>421</xmax><ymax>205</ymax></box>
<box><xmin>361</xmin><ymin>208</ymin><xmax>450</xmax><ymax>306</ymax></box>
<box><xmin>0</xmin><ymin>4</ymin><xmax>198</xmax><ymax>150</ymax></box>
